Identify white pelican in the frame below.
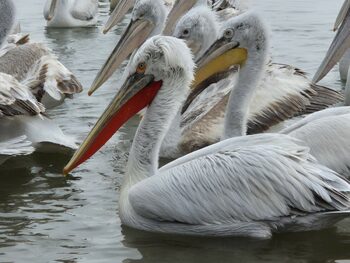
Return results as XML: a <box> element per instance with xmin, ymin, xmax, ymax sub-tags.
<box><xmin>0</xmin><ymin>136</ymin><xmax>34</xmax><ymax>165</ymax></box>
<box><xmin>44</xmin><ymin>0</ymin><xmax>98</xmax><ymax>28</ymax></box>
<box><xmin>1</xmin><ymin>0</ymin><xmax>83</xmax><ymax>109</ymax></box>
<box><xmin>64</xmin><ymin>36</ymin><xmax>350</xmax><ymax>238</ymax></box>
<box><xmin>89</xmin><ymin>0</ymin><xmax>178</xmax><ymax>95</ymax></box>
<box><xmin>211</xmin><ymin>12</ymin><xmax>350</xmax><ymax>177</ymax></box>
<box><xmin>159</xmin><ymin>5</ymin><xmax>343</xmax><ymax>158</ymax></box>
<box><xmin>0</xmin><ymin>73</ymin><xmax>77</xmax><ymax>155</ymax></box>
<box><xmin>314</xmin><ymin>0</ymin><xmax>350</xmax><ymax>106</ymax></box>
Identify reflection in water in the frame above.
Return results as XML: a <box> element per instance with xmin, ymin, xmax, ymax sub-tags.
<box><xmin>1</xmin><ymin>0</ymin><xmax>350</xmax><ymax>262</ymax></box>
<box><xmin>122</xmin><ymin>226</ymin><xmax>350</xmax><ymax>263</ymax></box>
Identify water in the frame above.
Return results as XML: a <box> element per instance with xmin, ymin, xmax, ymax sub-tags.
<box><xmin>1</xmin><ymin>0</ymin><xmax>350</xmax><ymax>262</ymax></box>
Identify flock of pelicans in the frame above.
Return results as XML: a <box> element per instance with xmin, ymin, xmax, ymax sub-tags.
<box><xmin>2</xmin><ymin>0</ymin><xmax>350</xmax><ymax>239</ymax></box>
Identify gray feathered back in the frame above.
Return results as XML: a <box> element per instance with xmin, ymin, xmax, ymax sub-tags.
<box><xmin>0</xmin><ymin>0</ymin><xmax>15</xmax><ymax>47</ymax></box>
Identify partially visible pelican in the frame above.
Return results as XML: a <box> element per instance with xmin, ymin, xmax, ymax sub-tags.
<box><xmin>64</xmin><ymin>36</ymin><xmax>350</xmax><ymax>239</ymax></box>
<box><xmin>166</xmin><ymin>5</ymin><xmax>343</xmax><ymax>157</ymax></box>
<box><xmin>314</xmin><ymin>0</ymin><xmax>350</xmax><ymax>105</ymax></box>
<box><xmin>0</xmin><ymin>73</ymin><xmax>78</xmax><ymax>155</ymax></box>
<box><xmin>1</xmin><ymin>0</ymin><xmax>83</xmax><ymax>109</ymax></box>
<box><xmin>44</xmin><ymin>0</ymin><xmax>98</xmax><ymax>28</ymax></box>
<box><xmin>89</xmin><ymin>0</ymin><xmax>178</xmax><ymax>95</ymax></box>
<box><xmin>212</xmin><ymin>11</ymin><xmax>350</xmax><ymax>177</ymax></box>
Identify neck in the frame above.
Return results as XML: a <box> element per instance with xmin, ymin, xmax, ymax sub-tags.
<box><xmin>122</xmin><ymin>78</ymin><xmax>188</xmax><ymax>192</ymax></box>
<box><xmin>223</xmin><ymin>40</ymin><xmax>268</xmax><ymax>139</ymax></box>
<box><xmin>0</xmin><ymin>0</ymin><xmax>15</xmax><ymax>47</ymax></box>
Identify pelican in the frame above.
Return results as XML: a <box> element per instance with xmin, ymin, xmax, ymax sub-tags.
<box><xmin>158</xmin><ymin>5</ymin><xmax>343</xmax><ymax>158</ymax></box>
<box><xmin>1</xmin><ymin>0</ymin><xmax>83</xmax><ymax>109</ymax></box>
<box><xmin>89</xmin><ymin>0</ymin><xmax>177</xmax><ymax>95</ymax></box>
<box><xmin>0</xmin><ymin>73</ymin><xmax>78</xmax><ymax>156</ymax></box>
<box><xmin>314</xmin><ymin>0</ymin><xmax>350</xmax><ymax>106</ymax></box>
<box><xmin>64</xmin><ymin>36</ymin><xmax>350</xmax><ymax>239</ymax></box>
<box><xmin>44</xmin><ymin>0</ymin><xmax>98</xmax><ymax>28</ymax></box>
<box><xmin>208</xmin><ymin>12</ymin><xmax>350</xmax><ymax>177</ymax></box>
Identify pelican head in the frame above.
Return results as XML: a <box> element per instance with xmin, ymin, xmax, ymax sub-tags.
<box><xmin>89</xmin><ymin>0</ymin><xmax>167</xmax><ymax>96</ymax></box>
<box><xmin>64</xmin><ymin>36</ymin><xmax>195</xmax><ymax>174</ymax></box>
<box><xmin>313</xmin><ymin>0</ymin><xmax>350</xmax><ymax>83</ymax></box>
<box><xmin>173</xmin><ymin>5</ymin><xmax>219</xmax><ymax>60</ymax></box>
<box><xmin>162</xmin><ymin>0</ymin><xmax>200</xmax><ymax>36</ymax></box>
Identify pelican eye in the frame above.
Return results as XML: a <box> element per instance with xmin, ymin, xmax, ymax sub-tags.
<box><xmin>224</xmin><ymin>29</ymin><xmax>234</xmax><ymax>39</ymax></box>
<box><xmin>136</xmin><ymin>62</ymin><xmax>147</xmax><ymax>74</ymax></box>
<box><xmin>182</xmin><ymin>29</ymin><xmax>190</xmax><ymax>37</ymax></box>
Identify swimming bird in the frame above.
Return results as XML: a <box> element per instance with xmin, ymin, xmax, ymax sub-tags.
<box><xmin>211</xmin><ymin>11</ymin><xmax>350</xmax><ymax>177</ymax></box>
<box><xmin>64</xmin><ymin>35</ymin><xmax>350</xmax><ymax>239</ymax></box>
<box><xmin>44</xmin><ymin>0</ymin><xmax>98</xmax><ymax>28</ymax></box>
<box><xmin>314</xmin><ymin>0</ymin><xmax>350</xmax><ymax>105</ymax></box>
<box><xmin>0</xmin><ymin>0</ymin><xmax>83</xmax><ymax>109</ymax></box>
<box><xmin>89</xmin><ymin>0</ymin><xmax>177</xmax><ymax>95</ymax></box>
<box><xmin>165</xmin><ymin>5</ymin><xmax>343</xmax><ymax>157</ymax></box>
<box><xmin>0</xmin><ymin>73</ymin><xmax>77</xmax><ymax>156</ymax></box>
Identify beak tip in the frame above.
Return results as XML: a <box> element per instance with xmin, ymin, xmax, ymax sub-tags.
<box><xmin>102</xmin><ymin>28</ymin><xmax>109</xmax><ymax>34</ymax></box>
<box><xmin>63</xmin><ymin>166</ymin><xmax>71</xmax><ymax>177</ymax></box>
<box><xmin>88</xmin><ymin>90</ymin><xmax>93</xmax><ymax>96</ymax></box>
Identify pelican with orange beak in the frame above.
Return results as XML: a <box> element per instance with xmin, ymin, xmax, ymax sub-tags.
<box><xmin>64</xmin><ymin>35</ymin><xmax>350</xmax><ymax>238</ymax></box>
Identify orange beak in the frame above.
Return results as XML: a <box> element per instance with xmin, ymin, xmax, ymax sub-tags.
<box><xmin>64</xmin><ymin>73</ymin><xmax>162</xmax><ymax>175</ymax></box>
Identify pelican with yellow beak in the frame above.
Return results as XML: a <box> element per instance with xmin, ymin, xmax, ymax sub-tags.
<box><xmin>64</xmin><ymin>35</ymin><xmax>350</xmax><ymax>239</ymax></box>
<box><xmin>44</xmin><ymin>0</ymin><xmax>98</xmax><ymax>28</ymax></box>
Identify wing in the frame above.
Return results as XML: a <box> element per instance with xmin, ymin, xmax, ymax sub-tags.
<box><xmin>0</xmin><ymin>136</ymin><xmax>34</xmax><ymax>156</ymax></box>
<box><xmin>283</xmin><ymin>108</ymin><xmax>350</xmax><ymax>177</ymax></box>
<box><xmin>71</xmin><ymin>0</ymin><xmax>98</xmax><ymax>21</ymax></box>
<box><xmin>0</xmin><ymin>43</ymin><xmax>49</xmax><ymax>81</ymax></box>
<box><xmin>0</xmin><ymin>73</ymin><xmax>45</xmax><ymax>117</ymax></box>
<box><xmin>23</xmin><ymin>54</ymin><xmax>83</xmax><ymax>102</ymax></box>
<box><xmin>130</xmin><ymin>134</ymin><xmax>350</xmax><ymax>225</ymax></box>
<box><xmin>247</xmin><ymin>63</ymin><xmax>342</xmax><ymax>134</ymax></box>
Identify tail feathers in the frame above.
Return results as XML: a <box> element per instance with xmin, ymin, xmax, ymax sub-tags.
<box><xmin>24</xmin><ymin>55</ymin><xmax>83</xmax><ymax>102</ymax></box>
<box><xmin>304</xmin><ymin>84</ymin><xmax>344</xmax><ymax>114</ymax></box>
<box><xmin>0</xmin><ymin>136</ymin><xmax>34</xmax><ymax>156</ymax></box>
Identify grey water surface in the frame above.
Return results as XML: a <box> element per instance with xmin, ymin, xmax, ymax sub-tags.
<box><xmin>1</xmin><ymin>0</ymin><xmax>350</xmax><ymax>262</ymax></box>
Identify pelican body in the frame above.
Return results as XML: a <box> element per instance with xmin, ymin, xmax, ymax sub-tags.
<box><xmin>44</xmin><ymin>0</ymin><xmax>98</xmax><ymax>28</ymax></box>
<box><xmin>65</xmin><ymin>36</ymin><xmax>350</xmax><ymax>239</ymax></box>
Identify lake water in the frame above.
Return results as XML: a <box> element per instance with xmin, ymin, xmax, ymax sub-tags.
<box><xmin>1</xmin><ymin>0</ymin><xmax>350</xmax><ymax>262</ymax></box>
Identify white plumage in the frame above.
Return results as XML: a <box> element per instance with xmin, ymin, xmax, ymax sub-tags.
<box><xmin>44</xmin><ymin>0</ymin><xmax>98</xmax><ymax>28</ymax></box>
<box><xmin>66</xmin><ymin>36</ymin><xmax>350</xmax><ymax>238</ymax></box>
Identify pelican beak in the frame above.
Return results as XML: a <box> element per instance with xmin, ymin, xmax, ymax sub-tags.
<box><xmin>103</xmin><ymin>0</ymin><xmax>135</xmax><ymax>34</ymax></box>
<box><xmin>193</xmin><ymin>37</ymin><xmax>248</xmax><ymax>88</ymax></box>
<box><xmin>64</xmin><ymin>73</ymin><xmax>163</xmax><ymax>175</ymax></box>
<box><xmin>313</xmin><ymin>2</ymin><xmax>350</xmax><ymax>83</ymax></box>
<box><xmin>181</xmin><ymin>37</ymin><xmax>247</xmax><ymax>113</ymax></box>
<box><xmin>162</xmin><ymin>0</ymin><xmax>197</xmax><ymax>35</ymax></box>
<box><xmin>334</xmin><ymin>0</ymin><xmax>350</xmax><ymax>31</ymax></box>
<box><xmin>47</xmin><ymin>0</ymin><xmax>58</xmax><ymax>21</ymax></box>
<box><xmin>88</xmin><ymin>19</ymin><xmax>155</xmax><ymax>96</ymax></box>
